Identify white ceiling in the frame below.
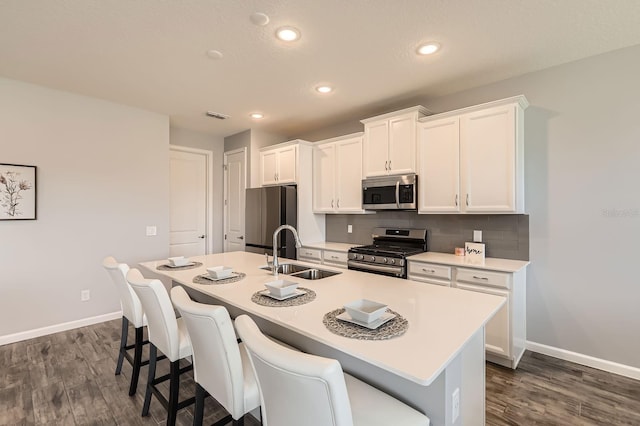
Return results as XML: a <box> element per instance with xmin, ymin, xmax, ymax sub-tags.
<box><xmin>2</xmin><ymin>1</ymin><xmax>640</xmax><ymax>139</ymax></box>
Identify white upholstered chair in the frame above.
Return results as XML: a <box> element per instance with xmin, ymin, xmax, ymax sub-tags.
<box><xmin>234</xmin><ymin>315</ymin><xmax>430</xmax><ymax>426</ymax></box>
<box><xmin>126</xmin><ymin>268</ymin><xmax>194</xmax><ymax>426</ymax></box>
<box><xmin>170</xmin><ymin>286</ymin><xmax>260</xmax><ymax>426</ymax></box>
<box><xmin>102</xmin><ymin>256</ymin><xmax>148</xmax><ymax>396</ymax></box>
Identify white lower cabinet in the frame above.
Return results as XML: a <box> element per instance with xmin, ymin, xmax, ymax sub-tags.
<box><xmin>298</xmin><ymin>246</ymin><xmax>350</xmax><ymax>269</ymax></box>
<box><xmin>322</xmin><ymin>250</ymin><xmax>348</xmax><ymax>269</ymax></box>
<box><xmin>408</xmin><ymin>259</ymin><xmax>527</xmax><ymax>369</ymax></box>
<box><xmin>297</xmin><ymin>247</ymin><xmax>322</xmax><ymax>264</ymax></box>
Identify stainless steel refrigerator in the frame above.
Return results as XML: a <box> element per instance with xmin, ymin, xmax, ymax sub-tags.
<box><xmin>244</xmin><ymin>186</ymin><xmax>298</xmax><ymax>260</ymax></box>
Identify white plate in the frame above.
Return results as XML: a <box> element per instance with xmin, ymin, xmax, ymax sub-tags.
<box><xmin>259</xmin><ymin>288</ymin><xmax>306</xmax><ymax>301</ymax></box>
<box><xmin>165</xmin><ymin>262</ymin><xmax>195</xmax><ymax>268</ymax></box>
<box><xmin>200</xmin><ymin>272</ymin><xmax>239</xmax><ymax>281</ymax></box>
<box><xmin>336</xmin><ymin>311</ymin><xmax>395</xmax><ymax>330</ymax></box>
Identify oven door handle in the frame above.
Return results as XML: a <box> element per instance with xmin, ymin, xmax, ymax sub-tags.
<box><xmin>348</xmin><ymin>260</ymin><xmax>404</xmax><ymax>275</ymax></box>
<box><xmin>395</xmin><ymin>181</ymin><xmax>400</xmax><ymax>209</ymax></box>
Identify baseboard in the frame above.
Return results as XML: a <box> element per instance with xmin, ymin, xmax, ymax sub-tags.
<box><xmin>527</xmin><ymin>341</ymin><xmax>640</xmax><ymax>381</ymax></box>
<box><xmin>0</xmin><ymin>311</ymin><xmax>122</xmax><ymax>346</ymax></box>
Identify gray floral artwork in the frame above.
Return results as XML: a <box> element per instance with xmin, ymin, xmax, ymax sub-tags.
<box><xmin>0</xmin><ymin>164</ymin><xmax>37</xmax><ymax>220</ymax></box>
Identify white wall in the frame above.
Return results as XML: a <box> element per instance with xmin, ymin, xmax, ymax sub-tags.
<box><xmin>0</xmin><ymin>77</ymin><xmax>170</xmax><ymax>338</ymax></box>
<box><xmin>170</xmin><ymin>127</ymin><xmax>225</xmax><ymax>253</ymax></box>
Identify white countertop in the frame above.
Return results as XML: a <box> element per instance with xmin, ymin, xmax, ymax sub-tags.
<box><xmin>141</xmin><ymin>251</ymin><xmax>505</xmax><ymax>387</ymax></box>
<box><xmin>301</xmin><ymin>241</ymin><xmax>359</xmax><ymax>252</ymax></box>
<box><xmin>408</xmin><ymin>252</ymin><xmax>529</xmax><ymax>273</ymax></box>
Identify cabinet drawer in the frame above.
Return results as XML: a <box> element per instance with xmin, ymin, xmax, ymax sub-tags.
<box><xmin>408</xmin><ymin>274</ymin><xmax>452</xmax><ymax>287</ymax></box>
<box><xmin>323</xmin><ymin>250</ymin><xmax>348</xmax><ymax>265</ymax></box>
<box><xmin>456</xmin><ymin>268</ymin><xmax>510</xmax><ymax>289</ymax></box>
<box><xmin>408</xmin><ymin>262</ymin><xmax>452</xmax><ymax>280</ymax></box>
<box><xmin>298</xmin><ymin>247</ymin><xmax>322</xmax><ymax>261</ymax></box>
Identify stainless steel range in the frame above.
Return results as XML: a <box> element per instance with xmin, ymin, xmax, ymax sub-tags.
<box><xmin>347</xmin><ymin>228</ymin><xmax>428</xmax><ymax>278</ymax></box>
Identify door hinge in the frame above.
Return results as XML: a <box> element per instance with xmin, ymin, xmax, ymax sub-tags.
<box><xmin>224</xmin><ymin>234</ymin><xmax>227</xmax><ymax>240</ymax></box>
<box><xmin>224</xmin><ymin>199</ymin><xmax>228</xmax><ymax>206</ymax></box>
<box><xmin>223</xmin><ymin>165</ymin><xmax>228</xmax><ymax>171</ymax></box>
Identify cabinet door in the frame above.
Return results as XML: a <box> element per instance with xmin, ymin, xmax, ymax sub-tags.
<box><xmin>364</xmin><ymin>120</ymin><xmax>389</xmax><ymax>177</ymax></box>
<box><xmin>260</xmin><ymin>150</ymin><xmax>278</xmax><ymax>186</ymax></box>
<box><xmin>388</xmin><ymin>113</ymin><xmax>417</xmax><ymax>175</ymax></box>
<box><xmin>460</xmin><ymin>105</ymin><xmax>516</xmax><ymax>212</ymax></box>
<box><xmin>456</xmin><ymin>282</ymin><xmax>511</xmax><ymax>359</ymax></box>
<box><xmin>417</xmin><ymin>117</ymin><xmax>460</xmax><ymax>213</ymax></box>
<box><xmin>336</xmin><ymin>136</ymin><xmax>363</xmax><ymax>212</ymax></box>
<box><xmin>313</xmin><ymin>143</ymin><xmax>336</xmax><ymax>212</ymax></box>
<box><xmin>277</xmin><ymin>145</ymin><xmax>297</xmax><ymax>184</ymax></box>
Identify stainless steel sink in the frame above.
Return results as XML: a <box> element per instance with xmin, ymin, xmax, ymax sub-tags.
<box><xmin>290</xmin><ymin>268</ymin><xmax>341</xmax><ymax>280</ymax></box>
<box><xmin>260</xmin><ymin>263</ymin><xmax>310</xmax><ymax>274</ymax></box>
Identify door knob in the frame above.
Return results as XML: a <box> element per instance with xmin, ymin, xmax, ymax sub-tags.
<box><xmin>198</xmin><ymin>235</ymin><xmax>206</xmax><ymax>239</ymax></box>
<box><xmin>238</xmin><ymin>236</ymin><xmax>244</xmax><ymax>240</ymax></box>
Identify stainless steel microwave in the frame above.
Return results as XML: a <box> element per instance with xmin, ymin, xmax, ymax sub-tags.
<box><xmin>362</xmin><ymin>174</ymin><xmax>418</xmax><ymax>210</ymax></box>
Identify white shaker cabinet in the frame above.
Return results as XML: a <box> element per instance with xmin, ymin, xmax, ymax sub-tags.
<box><xmin>361</xmin><ymin>106</ymin><xmax>430</xmax><ymax>177</ymax></box>
<box><xmin>313</xmin><ymin>133</ymin><xmax>364</xmax><ymax>213</ymax></box>
<box><xmin>417</xmin><ymin>95</ymin><xmax>527</xmax><ymax>214</ymax></box>
<box><xmin>260</xmin><ymin>144</ymin><xmax>298</xmax><ymax>186</ymax></box>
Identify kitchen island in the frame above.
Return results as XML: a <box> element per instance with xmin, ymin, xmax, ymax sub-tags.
<box><xmin>141</xmin><ymin>251</ymin><xmax>505</xmax><ymax>426</ymax></box>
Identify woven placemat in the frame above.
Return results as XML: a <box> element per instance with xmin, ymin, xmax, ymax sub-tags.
<box><xmin>193</xmin><ymin>272</ymin><xmax>246</xmax><ymax>285</ymax></box>
<box><xmin>157</xmin><ymin>261</ymin><xmax>203</xmax><ymax>271</ymax></box>
<box><xmin>323</xmin><ymin>308</ymin><xmax>408</xmax><ymax>340</ymax></box>
<box><xmin>251</xmin><ymin>287</ymin><xmax>316</xmax><ymax>307</ymax></box>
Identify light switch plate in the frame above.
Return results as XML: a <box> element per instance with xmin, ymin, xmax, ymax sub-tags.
<box><xmin>146</xmin><ymin>226</ymin><xmax>157</xmax><ymax>236</ymax></box>
<box><xmin>473</xmin><ymin>230</ymin><xmax>482</xmax><ymax>242</ymax></box>
<box><xmin>347</xmin><ymin>225</ymin><xmax>353</xmax><ymax>234</ymax></box>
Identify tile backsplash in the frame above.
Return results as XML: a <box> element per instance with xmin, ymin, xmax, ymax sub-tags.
<box><xmin>325</xmin><ymin>212</ymin><xmax>529</xmax><ymax>261</ymax></box>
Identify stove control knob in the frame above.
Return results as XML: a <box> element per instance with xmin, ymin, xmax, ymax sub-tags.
<box><xmin>357</xmin><ymin>254</ymin><xmax>364</xmax><ymax>260</ymax></box>
<box><xmin>390</xmin><ymin>259</ymin><xmax>396</xmax><ymax>264</ymax></box>
<box><xmin>371</xmin><ymin>256</ymin><xmax>376</xmax><ymax>262</ymax></box>
<box><xmin>382</xmin><ymin>258</ymin><xmax>388</xmax><ymax>263</ymax></box>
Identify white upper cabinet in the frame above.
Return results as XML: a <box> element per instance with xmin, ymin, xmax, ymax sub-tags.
<box><xmin>313</xmin><ymin>133</ymin><xmax>364</xmax><ymax>213</ymax></box>
<box><xmin>417</xmin><ymin>116</ymin><xmax>461</xmax><ymax>212</ymax></box>
<box><xmin>418</xmin><ymin>96</ymin><xmax>528</xmax><ymax>214</ymax></box>
<box><xmin>361</xmin><ymin>106</ymin><xmax>430</xmax><ymax>177</ymax></box>
<box><xmin>260</xmin><ymin>143</ymin><xmax>298</xmax><ymax>186</ymax></box>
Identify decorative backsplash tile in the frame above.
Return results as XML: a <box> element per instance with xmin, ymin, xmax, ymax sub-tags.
<box><xmin>325</xmin><ymin>212</ymin><xmax>529</xmax><ymax>261</ymax></box>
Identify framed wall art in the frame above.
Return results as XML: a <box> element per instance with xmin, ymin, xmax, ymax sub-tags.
<box><xmin>0</xmin><ymin>163</ymin><xmax>37</xmax><ymax>220</ymax></box>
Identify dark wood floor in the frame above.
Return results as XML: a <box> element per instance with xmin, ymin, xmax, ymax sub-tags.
<box><xmin>1</xmin><ymin>319</ymin><xmax>639</xmax><ymax>425</ymax></box>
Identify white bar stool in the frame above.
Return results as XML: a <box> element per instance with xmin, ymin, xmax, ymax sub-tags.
<box><xmin>126</xmin><ymin>268</ymin><xmax>195</xmax><ymax>426</ymax></box>
<box><xmin>171</xmin><ymin>286</ymin><xmax>261</xmax><ymax>426</ymax></box>
<box><xmin>235</xmin><ymin>315</ymin><xmax>430</xmax><ymax>426</ymax></box>
<box><xmin>102</xmin><ymin>256</ymin><xmax>149</xmax><ymax>396</ymax></box>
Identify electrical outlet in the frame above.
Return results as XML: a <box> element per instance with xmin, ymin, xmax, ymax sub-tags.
<box><xmin>146</xmin><ymin>226</ymin><xmax>157</xmax><ymax>236</ymax></box>
<box><xmin>347</xmin><ymin>225</ymin><xmax>353</xmax><ymax>234</ymax></box>
<box><xmin>473</xmin><ymin>230</ymin><xmax>482</xmax><ymax>242</ymax></box>
<box><xmin>452</xmin><ymin>387</ymin><xmax>460</xmax><ymax>422</ymax></box>
<box><xmin>81</xmin><ymin>289</ymin><xmax>90</xmax><ymax>302</ymax></box>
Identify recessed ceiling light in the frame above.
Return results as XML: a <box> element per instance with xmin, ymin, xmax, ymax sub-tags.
<box><xmin>316</xmin><ymin>85</ymin><xmax>333</xmax><ymax>94</ymax></box>
<box><xmin>416</xmin><ymin>42</ymin><xmax>441</xmax><ymax>55</ymax></box>
<box><xmin>276</xmin><ymin>26</ymin><xmax>301</xmax><ymax>42</ymax></box>
<box><xmin>206</xmin><ymin>50</ymin><xmax>223</xmax><ymax>60</ymax></box>
<box><xmin>250</xmin><ymin>113</ymin><xmax>264</xmax><ymax>119</ymax></box>
<box><xmin>250</xmin><ymin>12</ymin><xmax>270</xmax><ymax>26</ymax></box>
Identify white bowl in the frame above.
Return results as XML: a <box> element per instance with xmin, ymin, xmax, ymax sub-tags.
<box><xmin>343</xmin><ymin>299</ymin><xmax>388</xmax><ymax>324</ymax></box>
<box><xmin>207</xmin><ymin>266</ymin><xmax>233</xmax><ymax>279</ymax></box>
<box><xmin>264</xmin><ymin>279</ymin><xmax>299</xmax><ymax>297</ymax></box>
<box><xmin>168</xmin><ymin>256</ymin><xmax>189</xmax><ymax>267</ymax></box>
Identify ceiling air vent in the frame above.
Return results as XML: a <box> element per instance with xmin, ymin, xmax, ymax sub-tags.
<box><xmin>206</xmin><ymin>111</ymin><xmax>230</xmax><ymax>120</ymax></box>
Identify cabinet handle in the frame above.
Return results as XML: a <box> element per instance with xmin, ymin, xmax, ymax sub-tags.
<box><xmin>274</xmin><ymin>173</ymin><xmax>277</xmax><ymax>181</ymax></box>
<box><xmin>331</xmin><ymin>199</ymin><xmax>334</xmax><ymax>208</ymax></box>
<box><xmin>473</xmin><ymin>276</ymin><xmax>489</xmax><ymax>280</ymax></box>
<box><xmin>337</xmin><ymin>199</ymin><xmax>340</xmax><ymax>208</ymax></box>
<box><xmin>276</xmin><ymin>173</ymin><xmax>279</xmax><ymax>181</ymax></box>
<box><xmin>455</xmin><ymin>194</ymin><xmax>458</xmax><ymax>206</ymax></box>
<box><xmin>422</xmin><ymin>268</ymin><xmax>436</xmax><ymax>273</ymax></box>
<box><xmin>384</xmin><ymin>160</ymin><xmax>388</xmax><ymax>170</ymax></box>
<box><xmin>466</xmin><ymin>194</ymin><xmax>469</xmax><ymax>206</ymax></box>
<box><xmin>389</xmin><ymin>160</ymin><xmax>391</xmax><ymax>170</ymax></box>
<box><xmin>331</xmin><ymin>255</ymin><xmax>339</xmax><ymax>259</ymax></box>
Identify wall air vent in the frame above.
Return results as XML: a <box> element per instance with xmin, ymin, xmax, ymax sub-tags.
<box><xmin>206</xmin><ymin>111</ymin><xmax>230</xmax><ymax>120</ymax></box>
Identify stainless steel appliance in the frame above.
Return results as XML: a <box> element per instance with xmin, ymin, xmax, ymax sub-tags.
<box><xmin>245</xmin><ymin>186</ymin><xmax>297</xmax><ymax>260</ymax></box>
<box><xmin>348</xmin><ymin>228</ymin><xmax>427</xmax><ymax>278</ymax></box>
<box><xmin>361</xmin><ymin>174</ymin><xmax>418</xmax><ymax>210</ymax></box>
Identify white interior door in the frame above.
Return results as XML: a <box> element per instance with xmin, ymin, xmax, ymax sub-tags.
<box><xmin>224</xmin><ymin>149</ymin><xmax>246</xmax><ymax>252</ymax></box>
<box><xmin>170</xmin><ymin>149</ymin><xmax>207</xmax><ymax>257</ymax></box>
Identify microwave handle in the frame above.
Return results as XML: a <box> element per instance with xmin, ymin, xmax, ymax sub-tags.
<box><xmin>395</xmin><ymin>181</ymin><xmax>400</xmax><ymax>208</ymax></box>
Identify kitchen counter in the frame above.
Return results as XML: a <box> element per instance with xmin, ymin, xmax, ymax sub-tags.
<box><xmin>409</xmin><ymin>252</ymin><xmax>529</xmax><ymax>273</ymax></box>
<box><xmin>301</xmin><ymin>241</ymin><xmax>360</xmax><ymax>252</ymax></box>
<box><xmin>141</xmin><ymin>251</ymin><xmax>505</xmax><ymax>425</ymax></box>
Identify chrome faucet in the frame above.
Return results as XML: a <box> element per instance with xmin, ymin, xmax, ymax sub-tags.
<box><xmin>272</xmin><ymin>224</ymin><xmax>302</xmax><ymax>277</ymax></box>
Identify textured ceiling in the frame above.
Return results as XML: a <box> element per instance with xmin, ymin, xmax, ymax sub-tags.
<box><xmin>1</xmin><ymin>0</ymin><xmax>640</xmax><ymax>139</ymax></box>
